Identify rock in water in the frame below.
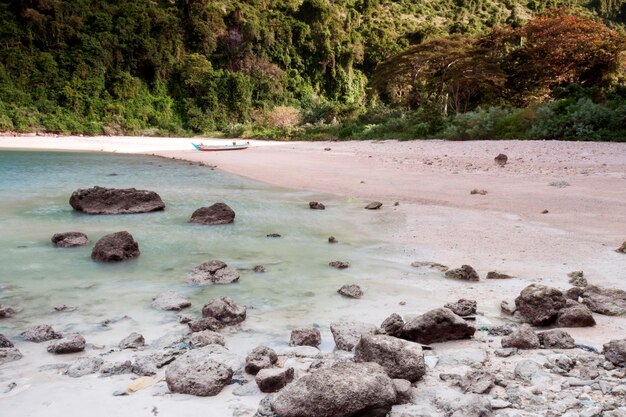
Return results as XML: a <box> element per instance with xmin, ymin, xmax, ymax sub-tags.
<box><xmin>444</xmin><ymin>299</ymin><xmax>477</xmax><ymax>317</ymax></box>
<box><xmin>270</xmin><ymin>362</ymin><xmax>398</xmax><ymax>417</ymax></box>
<box><xmin>119</xmin><ymin>332</ymin><xmax>145</xmax><ymax>349</ymax></box>
<box><xmin>309</xmin><ymin>202</ymin><xmax>325</xmax><ymax>210</ymax></box>
<box><xmin>445</xmin><ymin>265</ymin><xmax>479</xmax><ymax>281</ymax></box>
<box><xmin>91</xmin><ymin>231</ymin><xmax>140</xmax><ymax>262</ymax></box>
<box><xmin>290</xmin><ymin>327</ymin><xmax>321</xmax><ymax>347</ymax></box>
<box><xmin>515</xmin><ymin>284</ymin><xmax>566</xmax><ymax>325</ymax></box>
<box><xmin>188</xmin><ymin>260</ymin><xmax>240</xmax><ymax>285</ymax></box>
<box><xmin>329</xmin><ymin>261</ymin><xmax>350</xmax><ymax>269</ymax></box>
<box><xmin>190</xmin><ymin>330</ymin><xmax>225</xmax><ymax>348</ymax></box>
<box><xmin>0</xmin><ymin>334</ymin><xmax>13</xmax><ymax>348</ymax></box>
<box><xmin>581</xmin><ymin>285</ymin><xmax>626</xmax><ymax>316</ymax></box>
<box><xmin>365</xmin><ymin>201</ymin><xmax>383</xmax><ymax>210</ymax></box>
<box><xmin>411</xmin><ymin>261</ymin><xmax>449</xmax><ymax>272</ymax></box>
<box><xmin>165</xmin><ymin>347</ymin><xmax>233</xmax><ymax>396</ymax></box>
<box><xmin>501</xmin><ymin>324</ymin><xmax>539</xmax><ymax>349</ymax></box>
<box><xmin>51</xmin><ymin>232</ymin><xmax>90</xmax><ymax>248</ymax></box>
<box><xmin>486</xmin><ymin>271</ymin><xmax>514</xmax><ymax>280</ymax></box>
<box><xmin>202</xmin><ymin>296</ymin><xmax>246</xmax><ymax>325</ymax></box>
<box><xmin>47</xmin><ymin>333</ymin><xmax>86</xmax><ymax>354</ymax></box>
<box><xmin>245</xmin><ymin>345</ymin><xmax>278</xmax><ymax>375</ymax></box>
<box><xmin>188</xmin><ymin>317</ymin><xmax>224</xmax><ymax>333</ymax></box>
<box><xmin>401</xmin><ymin>308</ymin><xmax>475</xmax><ymax>344</ymax></box>
<box><xmin>337</xmin><ymin>284</ymin><xmax>363</xmax><ymax>299</ymax></box>
<box><xmin>151</xmin><ymin>291</ymin><xmax>191</xmax><ymax>311</ymax></box>
<box><xmin>556</xmin><ymin>303</ymin><xmax>596</xmax><ymax>327</ymax></box>
<box><xmin>330</xmin><ymin>321</ymin><xmax>377</xmax><ymax>351</ymax></box>
<box><xmin>70</xmin><ymin>186</ymin><xmax>165</xmax><ymax>214</ymax></box>
<box><xmin>494</xmin><ymin>154</ymin><xmax>508</xmax><ymax>166</ymax></box>
<box><xmin>328</xmin><ymin>236</ymin><xmax>338</xmax><ymax>244</ymax></box>
<box><xmin>20</xmin><ymin>324</ymin><xmax>62</xmax><ymax>343</ymax></box>
<box><xmin>0</xmin><ymin>304</ymin><xmax>16</xmax><ymax>318</ymax></box>
<box><xmin>603</xmin><ymin>339</ymin><xmax>626</xmax><ymax>367</ymax></box>
<box><xmin>355</xmin><ymin>334</ymin><xmax>425</xmax><ymax>382</ymax></box>
<box><xmin>256</xmin><ymin>367</ymin><xmax>295</xmax><ymax>393</ymax></box>
<box><xmin>538</xmin><ymin>329</ymin><xmax>575</xmax><ymax>349</ymax></box>
<box><xmin>0</xmin><ymin>348</ymin><xmax>22</xmax><ymax>365</ymax></box>
<box><xmin>190</xmin><ymin>203</ymin><xmax>235</xmax><ymax>225</ymax></box>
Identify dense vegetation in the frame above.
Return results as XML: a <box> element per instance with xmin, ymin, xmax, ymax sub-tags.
<box><xmin>0</xmin><ymin>0</ymin><xmax>625</xmax><ymax>140</ymax></box>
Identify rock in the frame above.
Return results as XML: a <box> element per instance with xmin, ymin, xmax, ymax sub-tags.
<box><xmin>438</xmin><ymin>393</ymin><xmax>492</xmax><ymax>417</ymax></box>
<box><xmin>202</xmin><ymin>296</ymin><xmax>246</xmax><ymax>325</ymax></box>
<box><xmin>515</xmin><ymin>284</ymin><xmax>566</xmax><ymax>325</ymax></box>
<box><xmin>364</xmin><ymin>201</ymin><xmax>383</xmax><ymax>210</ymax></box>
<box><xmin>392</xmin><ymin>379</ymin><xmax>412</xmax><ymax>404</ymax></box>
<box><xmin>514</xmin><ymin>360</ymin><xmax>546</xmax><ymax>383</ymax></box>
<box><xmin>0</xmin><ymin>304</ymin><xmax>16</xmax><ymax>318</ymax></box>
<box><xmin>500</xmin><ymin>300</ymin><xmax>517</xmax><ymax>315</ymax></box>
<box><xmin>20</xmin><ymin>324</ymin><xmax>62</xmax><ymax>342</ymax></box>
<box><xmin>290</xmin><ymin>327</ymin><xmax>321</xmax><ymax>348</ymax></box>
<box><xmin>354</xmin><ymin>334</ymin><xmax>425</xmax><ymax>382</ymax></box>
<box><xmin>401</xmin><ymin>308</ymin><xmax>475</xmax><ymax>344</ymax></box>
<box><xmin>379</xmin><ymin>313</ymin><xmax>404</xmax><ymax>338</ymax></box>
<box><xmin>330</xmin><ymin>321</ymin><xmax>377</xmax><ymax>351</ymax></box>
<box><xmin>112</xmin><ymin>390</ymin><xmax>128</xmax><ymax>397</ymax></box>
<box><xmin>165</xmin><ymin>347</ymin><xmax>233</xmax><ymax>396</ymax></box>
<box><xmin>151</xmin><ymin>291</ymin><xmax>191</xmax><ymax>311</ymax></box>
<box><xmin>245</xmin><ymin>345</ymin><xmax>278</xmax><ymax>375</ymax></box>
<box><xmin>603</xmin><ymin>339</ymin><xmax>626</xmax><ymax>367</ymax></box>
<box><xmin>91</xmin><ymin>231</ymin><xmax>140</xmax><ymax>262</ymax></box>
<box><xmin>470</xmin><ymin>189</ymin><xmax>488</xmax><ymax>195</ymax></box>
<box><xmin>189</xmin><ymin>203</ymin><xmax>235</xmax><ymax>225</ymax></box>
<box><xmin>132</xmin><ymin>356</ymin><xmax>159</xmax><ymax>376</ymax></box>
<box><xmin>329</xmin><ymin>261</ymin><xmax>350</xmax><ymax>269</ymax></box>
<box><xmin>119</xmin><ymin>332</ymin><xmax>145</xmax><ymax>349</ymax></box>
<box><xmin>501</xmin><ymin>324</ymin><xmax>540</xmax><ymax>349</ymax></box>
<box><xmin>547</xmin><ymin>353</ymin><xmax>575</xmax><ymax>371</ymax></box>
<box><xmin>445</xmin><ymin>265</ymin><xmax>479</xmax><ymax>281</ymax></box>
<box><xmin>47</xmin><ymin>333</ymin><xmax>86</xmax><ymax>354</ymax></box>
<box><xmin>337</xmin><ymin>284</ymin><xmax>363</xmax><ymax>299</ymax></box>
<box><xmin>66</xmin><ymin>357</ymin><xmax>104</xmax><ymax>377</ymax></box>
<box><xmin>190</xmin><ymin>330</ymin><xmax>225</xmax><ymax>347</ymax></box>
<box><xmin>538</xmin><ymin>329</ymin><xmax>575</xmax><ymax>349</ymax></box>
<box><xmin>256</xmin><ymin>367</ymin><xmax>295</xmax><ymax>393</ymax></box>
<box><xmin>495</xmin><ymin>348</ymin><xmax>517</xmax><ymax>357</ymax></box>
<box><xmin>452</xmin><ymin>370</ymin><xmax>495</xmax><ymax>394</ymax></box>
<box><xmin>488</xmin><ymin>324</ymin><xmax>516</xmax><ymax>336</ymax></box>
<box><xmin>581</xmin><ymin>285</ymin><xmax>626</xmax><ymax>316</ymax></box>
<box><xmin>253</xmin><ymin>265</ymin><xmax>266</xmax><ymax>273</ymax></box>
<box><xmin>188</xmin><ymin>317</ymin><xmax>224</xmax><ymax>333</ymax></box>
<box><xmin>556</xmin><ymin>304</ymin><xmax>596</xmax><ymax>327</ymax></box>
<box><xmin>328</xmin><ymin>236</ymin><xmax>338</xmax><ymax>244</ymax></box>
<box><xmin>568</xmin><ymin>271</ymin><xmax>588</xmax><ymax>287</ymax></box>
<box><xmin>411</xmin><ymin>261</ymin><xmax>449</xmax><ymax>272</ymax></box>
<box><xmin>188</xmin><ymin>260</ymin><xmax>240</xmax><ymax>285</ymax></box>
<box><xmin>309</xmin><ymin>202</ymin><xmax>325</xmax><ymax>210</ymax></box>
<box><xmin>566</xmin><ymin>286</ymin><xmax>585</xmax><ymax>300</ymax></box>
<box><xmin>267</xmin><ymin>233</ymin><xmax>282</xmax><ymax>238</ymax></box>
<box><xmin>616</xmin><ymin>241</ymin><xmax>626</xmax><ymax>253</ymax></box>
<box><xmin>487</xmin><ymin>271</ymin><xmax>514</xmax><ymax>280</ymax></box>
<box><xmin>444</xmin><ymin>299</ymin><xmax>477</xmax><ymax>317</ymax></box>
<box><xmin>100</xmin><ymin>360</ymin><xmax>134</xmax><ymax>376</ymax></box>
<box><xmin>541</xmin><ymin>209</ymin><xmax>549</xmax><ymax>214</ymax></box>
<box><xmin>494</xmin><ymin>154</ymin><xmax>508</xmax><ymax>166</ymax></box>
<box><xmin>69</xmin><ymin>186</ymin><xmax>165</xmax><ymax>215</ymax></box>
<box><xmin>0</xmin><ymin>334</ymin><xmax>13</xmax><ymax>348</ymax></box>
<box><xmin>0</xmin><ymin>348</ymin><xmax>22</xmax><ymax>365</ymax></box>
<box><xmin>51</xmin><ymin>232</ymin><xmax>89</xmax><ymax>248</ymax></box>
<box><xmin>270</xmin><ymin>362</ymin><xmax>398</xmax><ymax>417</ymax></box>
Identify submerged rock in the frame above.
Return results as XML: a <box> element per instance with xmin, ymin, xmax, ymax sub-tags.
<box><xmin>365</xmin><ymin>201</ymin><xmax>383</xmax><ymax>210</ymax></box>
<box><xmin>70</xmin><ymin>186</ymin><xmax>165</xmax><ymax>215</ymax></box>
<box><xmin>328</xmin><ymin>236</ymin><xmax>338</xmax><ymax>244</ymax></box>
<box><xmin>0</xmin><ymin>348</ymin><xmax>22</xmax><ymax>365</ymax></box>
<box><xmin>290</xmin><ymin>327</ymin><xmax>321</xmax><ymax>348</ymax></box>
<box><xmin>402</xmin><ymin>308</ymin><xmax>475</xmax><ymax>344</ymax></box>
<box><xmin>355</xmin><ymin>334</ymin><xmax>425</xmax><ymax>382</ymax></box>
<box><xmin>337</xmin><ymin>284</ymin><xmax>363</xmax><ymax>299</ymax></box>
<box><xmin>151</xmin><ymin>291</ymin><xmax>191</xmax><ymax>311</ymax></box>
<box><xmin>411</xmin><ymin>261</ymin><xmax>449</xmax><ymax>272</ymax></box>
<box><xmin>119</xmin><ymin>332</ymin><xmax>145</xmax><ymax>349</ymax></box>
<box><xmin>245</xmin><ymin>345</ymin><xmax>278</xmax><ymax>375</ymax></box>
<box><xmin>330</xmin><ymin>321</ymin><xmax>377</xmax><ymax>351</ymax></box>
<box><xmin>515</xmin><ymin>284</ymin><xmax>566</xmax><ymax>325</ymax></box>
<box><xmin>556</xmin><ymin>303</ymin><xmax>596</xmax><ymax>327</ymax></box>
<box><xmin>47</xmin><ymin>333</ymin><xmax>86</xmax><ymax>354</ymax></box>
<box><xmin>188</xmin><ymin>260</ymin><xmax>240</xmax><ymax>285</ymax></box>
<box><xmin>51</xmin><ymin>232</ymin><xmax>90</xmax><ymax>248</ymax></box>
<box><xmin>190</xmin><ymin>203</ymin><xmax>235</xmax><ymax>225</ymax></box>
<box><xmin>202</xmin><ymin>296</ymin><xmax>246</xmax><ymax>325</ymax></box>
<box><xmin>445</xmin><ymin>265</ymin><xmax>479</xmax><ymax>281</ymax></box>
<box><xmin>581</xmin><ymin>285</ymin><xmax>626</xmax><ymax>316</ymax></box>
<box><xmin>603</xmin><ymin>338</ymin><xmax>626</xmax><ymax>367</ymax></box>
<box><xmin>256</xmin><ymin>367</ymin><xmax>294</xmax><ymax>393</ymax></box>
<box><xmin>538</xmin><ymin>329</ymin><xmax>575</xmax><ymax>349</ymax></box>
<box><xmin>309</xmin><ymin>201</ymin><xmax>325</xmax><ymax>210</ymax></box>
<box><xmin>20</xmin><ymin>324</ymin><xmax>62</xmax><ymax>343</ymax></box>
<box><xmin>0</xmin><ymin>334</ymin><xmax>13</xmax><ymax>348</ymax></box>
<box><xmin>0</xmin><ymin>304</ymin><xmax>16</xmax><ymax>318</ymax></box>
<box><xmin>91</xmin><ymin>231</ymin><xmax>140</xmax><ymax>262</ymax></box>
<box><xmin>165</xmin><ymin>346</ymin><xmax>234</xmax><ymax>396</ymax></box>
<box><xmin>501</xmin><ymin>324</ymin><xmax>539</xmax><ymax>350</ymax></box>
<box><xmin>444</xmin><ymin>299</ymin><xmax>477</xmax><ymax>317</ymax></box>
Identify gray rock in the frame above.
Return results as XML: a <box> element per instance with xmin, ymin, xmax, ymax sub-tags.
<box><xmin>337</xmin><ymin>284</ymin><xmax>363</xmax><ymax>299</ymax></box>
<box><xmin>0</xmin><ymin>334</ymin><xmax>13</xmax><ymax>348</ymax></box>
<box><xmin>51</xmin><ymin>232</ymin><xmax>89</xmax><ymax>248</ymax></box>
<box><xmin>256</xmin><ymin>367</ymin><xmax>294</xmax><ymax>393</ymax></box>
<box><xmin>557</xmin><ymin>303</ymin><xmax>596</xmax><ymax>327</ymax></box>
<box><xmin>411</xmin><ymin>261</ymin><xmax>449</xmax><ymax>272</ymax></box>
<box><xmin>270</xmin><ymin>362</ymin><xmax>398</xmax><ymax>417</ymax></box>
<box><xmin>201</xmin><ymin>296</ymin><xmax>246</xmax><ymax>325</ymax></box>
<box><xmin>515</xmin><ymin>284</ymin><xmax>566</xmax><ymax>326</ymax></box>
<box><xmin>354</xmin><ymin>334</ymin><xmax>425</xmax><ymax>382</ymax></box>
<box><xmin>0</xmin><ymin>348</ymin><xmax>22</xmax><ymax>365</ymax></box>
<box><xmin>568</xmin><ymin>271</ymin><xmax>588</xmax><ymax>287</ymax></box>
<box><xmin>495</xmin><ymin>348</ymin><xmax>517</xmax><ymax>357</ymax></box>
<box><xmin>309</xmin><ymin>202</ymin><xmax>325</xmax><ymax>210</ymax></box>
<box><xmin>165</xmin><ymin>347</ymin><xmax>234</xmax><ymax>396</ymax></box>
<box><xmin>603</xmin><ymin>339</ymin><xmax>626</xmax><ymax>367</ymax></box>
<box><xmin>444</xmin><ymin>299</ymin><xmax>477</xmax><ymax>316</ymax></box>
<box><xmin>151</xmin><ymin>291</ymin><xmax>191</xmax><ymax>311</ymax></box>
<box><xmin>443</xmin><ymin>370</ymin><xmax>494</xmax><ymax>394</ymax></box>
<box><xmin>100</xmin><ymin>360</ymin><xmax>134</xmax><ymax>376</ymax></box>
<box><xmin>581</xmin><ymin>285</ymin><xmax>626</xmax><ymax>316</ymax></box>
<box><xmin>329</xmin><ymin>261</ymin><xmax>350</xmax><ymax>269</ymax></box>
<box><xmin>70</xmin><ymin>186</ymin><xmax>164</xmax><ymax>215</ymax></box>
<box><xmin>330</xmin><ymin>321</ymin><xmax>377</xmax><ymax>351</ymax></box>
<box><xmin>188</xmin><ymin>317</ymin><xmax>224</xmax><ymax>333</ymax></box>
<box><xmin>245</xmin><ymin>345</ymin><xmax>278</xmax><ymax>375</ymax></box>
<box><xmin>547</xmin><ymin>353</ymin><xmax>575</xmax><ymax>371</ymax></box>
<box><xmin>487</xmin><ymin>324</ymin><xmax>516</xmax><ymax>336</ymax></box>
<box><xmin>188</xmin><ymin>260</ymin><xmax>240</xmax><ymax>285</ymax></box>
<box><xmin>0</xmin><ymin>304</ymin><xmax>16</xmax><ymax>318</ymax></box>
<box><xmin>190</xmin><ymin>330</ymin><xmax>225</xmax><ymax>347</ymax></box>
<box><xmin>66</xmin><ymin>357</ymin><xmax>104</xmax><ymax>377</ymax></box>
<box><xmin>438</xmin><ymin>393</ymin><xmax>492</xmax><ymax>417</ymax></box>
<box><xmin>379</xmin><ymin>313</ymin><xmax>404</xmax><ymax>338</ymax></box>
<box><xmin>365</xmin><ymin>202</ymin><xmax>383</xmax><ymax>210</ymax></box>
<box><xmin>514</xmin><ymin>360</ymin><xmax>546</xmax><ymax>383</ymax></box>
<box><xmin>91</xmin><ymin>231</ymin><xmax>140</xmax><ymax>262</ymax></box>
<box><xmin>401</xmin><ymin>308</ymin><xmax>475</xmax><ymax>344</ymax></box>
<box><xmin>189</xmin><ymin>203</ymin><xmax>235</xmax><ymax>225</ymax></box>
<box><xmin>538</xmin><ymin>329</ymin><xmax>575</xmax><ymax>349</ymax></box>
<box><xmin>132</xmin><ymin>355</ymin><xmax>158</xmax><ymax>376</ymax></box>
<box><xmin>486</xmin><ymin>271</ymin><xmax>514</xmax><ymax>279</ymax></box>
<box><xmin>616</xmin><ymin>240</ymin><xmax>626</xmax><ymax>254</ymax></box>
<box><xmin>20</xmin><ymin>324</ymin><xmax>62</xmax><ymax>343</ymax></box>
<box><xmin>500</xmin><ymin>300</ymin><xmax>517</xmax><ymax>315</ymax></box>
<box><xmin>392</xmin><ymin>379</ymin><xmax>412</xmax><ymax>404</ymax></box>
<box><xmin>445</xmin><ymin>265</ymin><xmax>479</xmax><ymax>281</ymax></box>
<box><xmin>290</xmin><ymin>327</ymin><xmax>321</xmax><ymax>348</ymax></box>
<box><xmin>47</xmin><ymin>333</ymin><xmax>85</xmax><ymax>354</ymax></box>
<box><xmin>119</xmin><ymin>332</ymin><xmax>145</xmax><ymax>349</ymax></box>
<box><xmin>253</xmin><ymin>265</ymin><xmax>266</xmax><ymax>273</ymax></box>
<box><xmin>501</xmin><ymin>324</ymin><xmax>540</xmax><ymax>350</ymax></box>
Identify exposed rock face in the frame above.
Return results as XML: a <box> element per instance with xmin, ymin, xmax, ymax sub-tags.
<box><xmin>401</xmin><ymin>308</ymin><xmax>475</xmax><ymax>344</ymax></box>
<box><xmin>515</xmin><ymin>284</ymin><xmax>566</xmax><ymax>325</ymax></box>
<box><xmin>66</xmin><ymin>357</ymin><xmax>104</xmax><ymax>377</ymax></box>
<box><xmin>190</xmin><ymin>330</ymin><xmax>225</xmax><ymax>348</ymax></box>
<box><xmin>47</xmin><ymin>333</ymin><xmax>86</xmax><ymax>354</ymax></box>
<box><xmin>165</xmin><ymin>347</ymin><xmax>234</xmax><ymax>396</ymax></box>
<box><xmin>202</xmin><ymin>296</ymin><xmax>246</xmax><ymax>325</ymax></box>
<box><xmin>501</xmin><ymin>324</ymin><xmax>540</xmax><ymax>350</ymax></box>
<box><xmin>486</xmin><ymin>271</ymin><xmax>514</xmax><ymax>280</ymax></box>
<box><xmin>309</xmin><ymin>202</ymin><xmax>325</xmax><ymax>210</ymax></box>
<box><xmin>330</xmin><ymin>321</ymin><xmax>377</xmax><ymax>351</ymax></box>
<box><xmin>188</xmin><ymin>317</ymin><xmax>224</xmax><ymax>333</ymax></box>
<box><xmin>329</xmin><ymin>261</ymin><xmax>350</xmax><ymax>269</ymax></box>
<box><xmin>0</xmin><ymin>304</ymin><xmax>16</xmax><ymax>318</ymax></box>
<box><xmin>444</xmin><ymin>299</ymin><xmax>477</xmax><ymax>317</ymax></box>
<box><xmin>538</xmin><ymin>329</ymin><xmax>575</xmax><ymax>349</ymax></box>
<box><xmin>119</xmin><ymin>332</ymin><xmax>145</xmax><ymax>349</ymax></box>
<box><xmin>354</xmin><ymin>334</ymin><xmax>425</xmax><ymax>382</ymax></box>
<box><xmin>245</xmin><ymin>345</ymin><xmax>278</xmax><ymax>375</ymax></box>
<box><xmin>0</xmin><ymin>334</ymin><xmax>13</xmax><ymax>348</ymax></box>
<box><xmin>21</xmin><ymin>324</ymin><xmax>62</xmax><ymax>342</ymax></box>
<box><xmin>290</xmin><ymin>327</ymin><xmax>321</xmax><ymax>347</ymax></box>
<box><xmin>494</xmin><ymin>153</ymin><xmax>508</xmax><ymax>166</ymax></box>
<box><xmin>365</xmin><ymin>202</ymin><xmax>383</xmax><ymax>210</ymax></box>
<box><xmin>270</xmin><ymin>362</ymin><xmax>398</xmax><ymax>417</ymax></box>
<box><xmin>51</xmin><ymin>232</ymin><xmax>90</xmax><ymax>248</ymax></box>
<box><xmin>603</xmin><ymin>339</ymin><xmax>626</xmax><ymax>367</ymax></box>
<box><xmin>556</xmin><ymin>303</ymin><xmax>596</xmax><ymax>327</ymax></box>
<box><xmin>256</xmin><ymin>367</ymin><xmax>295</xmax><ymax>393</ymax></box>
<box><xmin>379</xmin><ymin>313</ymin><xmax>404</xmax><ymax>338</ymax></box>
<box><xmin>70</xmin><ymin>186</ymin><xmax>165</xmax><ymax>214</ymax></box>
<box><xmin>581</xmin><ymin>285</ymin><xmax>626</xmax><ymax>316</ymax></box>
<box><xmin>189</xmin><ymin>203</ymin><xmax>235</xmax><ymax>225</ymax></box>
<box><xmin>91</xmin><ymin>231</ymin><xmax>140</xmax><ymax>262</ymax></box>
<box><xmin>337</xmin><ymin>284</ymin><xmax>363</xmax><ymax>299</ymax></box>
<box><xmin>445</xmin><ymin>265</ymin><xmax>479</xmax><ymax>281</ymax></box>
<box><xmin>151</xmin><ymin>291</ymin><xmax>191</xmax><ymax>311</ymax></box>
<box><xmin>0</xmin><ymin>348</ymin><xmax>22</xmax><ymax>365</ymax></box>
<box><xmin>411</xmin><ymin>261</ymin><xmax>449</xmax><ymax>272</ymax></box>
<box><xmin>188</xmin><ymin>260</ymin><xmax>240</xmax><ymax>285</ymax></box>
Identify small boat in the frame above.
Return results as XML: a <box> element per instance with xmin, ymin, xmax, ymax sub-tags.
<box><xmin>192</xmin><ymin>142</ymin><xmax>250</xmax><ymax>152</ymax></box>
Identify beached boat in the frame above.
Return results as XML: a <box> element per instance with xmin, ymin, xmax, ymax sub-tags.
<box><xmin>192</xmin><ymin>142</ymin><xmax>250</xmax><ymax>151</ymax></box>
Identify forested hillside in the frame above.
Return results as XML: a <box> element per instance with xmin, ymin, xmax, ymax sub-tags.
<box><xmin>1</xmin><ymin>0</ymin><xmax>625</xmax><ymax>140</ymax></box>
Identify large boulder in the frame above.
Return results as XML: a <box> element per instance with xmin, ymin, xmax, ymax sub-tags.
<box><xmin>47</xmin><ymin>333</ymin><xmax>86</xmax><ymax>354</ymax></box>
<box><xmin>0</xmin><ymin>304</ymin><xmax>16</xmax><ymax>318</ymax></box>
<box><xmin>401</xmin><ymin>308</ymin><xmax>475</xmax><ymax>344</ymax></box>
<box><xmin>256</xmin><ymin>367</ymin><xmax>295</xmax><ymax>393</ymax></box>
<box><xmin>151</xmin><ymin>291</ymin><xmax>191</xmax><ymax>311</ymax></box>
<box><xmin>165</xmin><ymin>346</ymin><xmax>234</xmax><ymax>396</ymax></box>
<box><xmin>245</xmin><ymin>345</ymin><xmax>278</xmax><ymax>375</ymax></box>
<box><xmin>445</xmin><ymin>265</ymin><xmax>479</xmax><ymax>281</ymax></box>
<box><xmin>51</xmin><ymin>232</ymin><xmax>89</xmax><ymax>248</ymax></box>
<box><xmin>202</xmin><ymin>296</ymin><xmax>246</xmax><ymax>325</ymax></box>
<box><xmin>330</xmin><ymin>321</ymin><xmax>377</xmax><ymax>351</ymax></box>
<box><xmin>20</xmin><ymin>324</ymin><xmax>62</xmax><ymax>342</ymax></box>
<box><xmin>188</xmin><ymin>260</ymin><xmax>240</xmax><ymax>285</ymax></box>
<box><xmin>556</xmin><ymin>303</ymin><xmax>596</xmax><ymax>327</ymax></box>
<box><xmin>70</xmin><ymin>186</ymin><xmax>165</xmax><ymax>214</ymax></box>
<box><xmin>290</xmin><ymin>327</ymin><xmax>321</xmax><ymax>347</ymax></box>
<box><xmin>91</xmin><ymin>231</ymin><xmax>140</xmax><ymax>262</ymax></box>
<box><xmin>354</xmin><ymin>334</ymin><xmax>426</xmax><ymax>382</ymax></box>
<box><xmin>501</xmin><ymin>324</ymin><xmax>540</xmax><ymax>349</ymax></box>
<box><xmin>0</xmin><ymin>348</ymin><xmax>22</xmax><ymax>365</ymax></box>
<box><xmin>538</xmin><ymin>329</ymin><xmax>575</xmax><ymax>349</ymax></box>
<box><xmin>581</xmin><ymin>285</ymin><xmax>626</xmax><ymax>316</ymax></box>
<box><xmin>270</xmin><ymin>362</ymin><xmax>398</xmax><ymax>417</ymax></box>
<box><xmin>515</xmin><ymin>284</ymin><xmax>566</xmax><ymax>325</ymax></box>
<box><xmin>603</xmin><ymin>339</ymin><xmax>626</xmax><ymax>367</ymax></box>
<box><xmin>190</xmin><ymin>203</ymin><xmax>235</xmax><ymax>225</ymax></box>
